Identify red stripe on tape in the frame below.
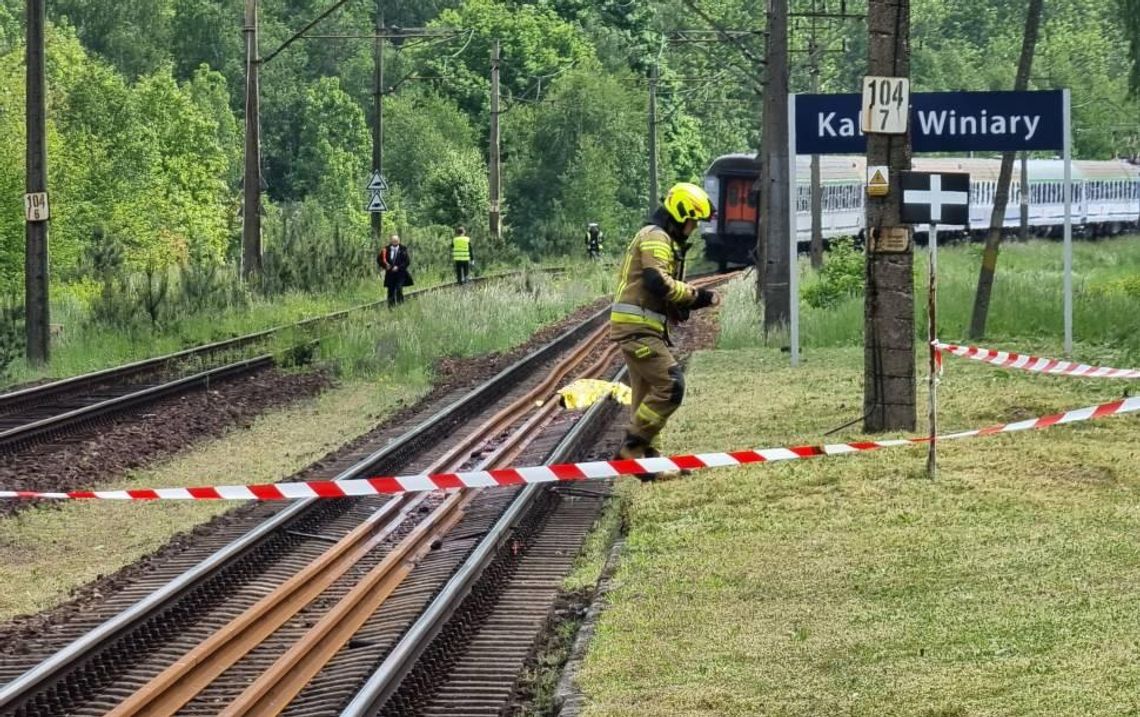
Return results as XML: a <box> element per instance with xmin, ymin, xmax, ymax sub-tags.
<box><xmin>790</xmin><ymin>445</ymin><xmax>825</xmax><ymax>458</ymax></box>
<box><xmin>671</xmin><ymin>454</ymin><xmax>708</xmax><ymax>470</ymax></box>
<box><xmin>728</xmin><ymin>450</ymin><xmax>765</xmax><ymax>464</ymax></box>
<box><xmin>128</xmin><ymin>490</ymin><xmax>159</xmax><ymax>500</ymax></box>
<box><xmin>610</xmin><ymin>458</ymin><xmax>649</xmax><ymax>474</ymax></box>
<box><xmin>249</xmin><ymin>483</ymin><xmax>285</xmax><ymax>500</ymax></box>
<box><xmin>308</xmin><ymin>481</ymin><xmax>346</xmax><ymax>498</ymax></box>
<box><xmin>548</xmin><ymin>463</ymin><xmax>587</xmax><ymax>481</ymax></box>
<box><xmin>367</xmin><ymin>477</ymin><xmax>405</xmax><ymax>494</ymax></box>
<box><xmin>188</xmin><ymin>486</ymin><xmax>222</xmax><ymax>499</ymax></box>
<box><xmin>430</xmin><ymin>473</ymin><xmax>466</xmax><ymax>490</ymax></box>
<box><xmin>1092</xmin><ymin>400</ymin><xmax>1124</xmax><ymax>419</ymax></box>
<box><xmin>488</xmin><ymin>468</ymin><xmax>525</xmax><ymax>485</ymax></box>
<box><xmin>1034</xmin><ymin>412</ymin><xmax>1064</xmax><ymax>429</ymax></box>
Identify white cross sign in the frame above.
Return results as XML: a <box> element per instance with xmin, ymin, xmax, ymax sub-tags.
<box><xmin>900</xmin><ymin>171</ymin><xmax>970</xmax><ymax>226</ymax></box>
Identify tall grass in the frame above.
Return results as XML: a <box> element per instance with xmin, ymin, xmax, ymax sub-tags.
<box><xmin>9</xmin><ymin>258</ymin><xmax>569</xmax><ymax>388</ymax></box>
<box><xmin>293</xmin><ymin>267</ymin><xmax>611</xmax><ymax>388</ymax></box>
<box><xmin>719</xmin><ymin>235</ymin><xmax>1140</xmax><ymax>362</ymax></box>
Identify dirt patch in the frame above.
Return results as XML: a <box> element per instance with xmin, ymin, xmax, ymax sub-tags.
<box><xmin>0</xmin><ymin>369</ymin><xmax>332</xmax><ymax>514</ymax></box>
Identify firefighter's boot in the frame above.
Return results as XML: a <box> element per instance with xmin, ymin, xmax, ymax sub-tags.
<box><xmin>614</xmin><ymin>434</ymin><xmax>681</xmax><ymax>483</ymax></box>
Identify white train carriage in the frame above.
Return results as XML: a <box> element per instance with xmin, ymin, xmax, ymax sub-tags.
<box><xmin>701</xmin><ymin>152</ymin><xmax>1140</xmax><ymax>266</ymax></box>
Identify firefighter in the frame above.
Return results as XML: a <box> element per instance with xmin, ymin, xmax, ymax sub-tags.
<box><xmin>610</xmin><ymin>182</ymin><xmax>719</xmax><ymax>481</ymax></box>
<box><xmin>586</xmin><ymin>222</ymin><xmax>603</xmax><ymax>259</ymax></box>
<box><xmin>452</xmin><ymin>226</ymin><xmax>472</xmax><ymax>284</ymax></box>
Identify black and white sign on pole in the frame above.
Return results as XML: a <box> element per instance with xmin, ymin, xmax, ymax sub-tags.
<box><xmin>899</xmin><ymin>171</ymin><xmax>970</xmax><ymax>226</ymax></box>
<box><xmin>365</xmin><ymin>170</ymin><xmax>389</xmax><ymax>213</ymax></box>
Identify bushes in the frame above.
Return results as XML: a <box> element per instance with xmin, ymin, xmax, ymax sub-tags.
<box><xmin>803</xmin><ymin>237</ymin><xmax>865</xmax><ymax>309</ymax></box>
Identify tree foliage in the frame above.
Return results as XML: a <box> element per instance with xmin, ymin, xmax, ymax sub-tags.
<box><xmin>0</xmin><ymin>0</ymin><xmax>1135</xmax><ymax>300</ymax></box>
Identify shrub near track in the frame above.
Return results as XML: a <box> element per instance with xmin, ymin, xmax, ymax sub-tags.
<box><xmin>578</xmin><ymin>275</ymin><xmax>1140</xmax><ymax>715</ymax></box>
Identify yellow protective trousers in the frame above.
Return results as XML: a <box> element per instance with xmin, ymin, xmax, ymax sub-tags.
<box><xmin>616</xmin><ymin>334</ymin><xmax>684</xmax><ymax>445</ymax></box>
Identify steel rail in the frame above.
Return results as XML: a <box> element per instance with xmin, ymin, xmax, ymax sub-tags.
<box><xmin>0</xmin><ymin>299</ymin><xmax>602</xmax><ymax>715</ymax></box>
<box><xmin>0</xmin><ymin>353</ymin><xmax>275</xmax><ymax>451</ymax></box>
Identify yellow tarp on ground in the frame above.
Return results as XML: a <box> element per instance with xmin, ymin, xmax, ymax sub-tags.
<box><xmin>556</xmin><ymin>378</ymin><xmax>632</xmax><ymax>410</ymax></box>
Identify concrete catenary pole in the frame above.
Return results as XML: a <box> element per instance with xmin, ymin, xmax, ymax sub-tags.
<box><xmin>25</xmin><ymin>0</ymin><xmax>50</xmax><ymax>364</ymax></box>
<box><xmin>863</xmin><ymin>0</ymin><xmax>915</xmax><ymax>432</ymax></box>
<box><xmin>758</xmin><ymin>0</ymin><xmax>790</xmax><ymax>332</ymax></box>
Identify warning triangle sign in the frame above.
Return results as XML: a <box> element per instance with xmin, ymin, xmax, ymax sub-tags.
<box><xmin>367</xmin><ymin>170</ymin><xmax>388</xmax><ymax>192</ymax></box>
<box><xmin>870</xmin><ymin>169</ymin><xmax>886</xmax><ymax>185</ymax></box>
<box><xmin>366</xmin><ymin>191</ymin><xmax>387</xmax><ymax>213</ymax></box>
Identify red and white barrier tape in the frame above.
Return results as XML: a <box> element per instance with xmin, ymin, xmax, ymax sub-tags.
<box><xmin>934</xmin><ymin>341</ymin><xmax>1140</xmax><ymax>379</ymax></box>
<box><xmin>3</xmin><ymin>396</ymin><xmax>1137</xmax><ymax>502</ymax></box>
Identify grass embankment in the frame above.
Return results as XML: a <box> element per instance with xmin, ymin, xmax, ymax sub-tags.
<box><xmin>0</xmin><ymin>269</ymin><xmax>608</xmax><ymax>620</ymax></box>
<box><xmin>8</xmin><ymin>261</ymin><xmax>568</xmax><ymax>388</ymax></box>
<box><xmin>577</xmin><ymin>270</ymin><xmax>1140</xmax><ymax>715</ymax></box>
<box><xmin>721</xmin><ymin>235</ymin><xmax>1140</xmax><ymax>362</ymax></box>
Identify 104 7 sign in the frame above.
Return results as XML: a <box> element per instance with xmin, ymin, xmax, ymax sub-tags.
<box><xmin>861</xmin><ymin>76</ymin><xmax>909</xmax><ymax>134</ymax></box>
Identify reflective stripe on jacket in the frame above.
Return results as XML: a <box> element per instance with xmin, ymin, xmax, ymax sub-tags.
<box><xmin>609</xmin><ymin>224</ymin><xmax>698</xmax><ymax>339</ymax></box>
<box><xmin>452</xmin><ymin>235</ymin><xmax>471</xmax><ymax>261</ymax></box>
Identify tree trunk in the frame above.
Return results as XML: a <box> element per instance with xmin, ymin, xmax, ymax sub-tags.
<box><xmin>863</xmin><ymin>0</ymin><xmax>914</xmax><ymax>433</ymax></box>
<box><xmin>967</xmin><ymin>0</ymin><xmax>1044</xmax><ymax>340</ymax></box>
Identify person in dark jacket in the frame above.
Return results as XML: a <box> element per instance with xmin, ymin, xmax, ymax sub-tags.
<box><xmin>378</xmin><ymin>234</ymin><xmax>414</xmax><ymax>306</ymax></box>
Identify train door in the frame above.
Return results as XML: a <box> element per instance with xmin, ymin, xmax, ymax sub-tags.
<box><xmin>722</xmin><ymin>175</ymin><xmax>758</xmax><ymax>235</ymax></box>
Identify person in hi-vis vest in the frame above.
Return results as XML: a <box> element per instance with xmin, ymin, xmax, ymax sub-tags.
<box><xmin>452</xmin><ymin>226</ymin><xmax>473</xmax><ymax>285</ymax></box>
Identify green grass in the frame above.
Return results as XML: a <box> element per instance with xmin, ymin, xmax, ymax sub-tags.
<box><xmin>576</xmin><ymin>344</ymin><xmax>1140</xmax><ymax>716</ymax></box>
<box><xmin>298</xmin><ymin>266</ymin><xmax>611</xmax><ymax>386</ymax></box>
<box><xmin>720</xmin><ymin>235</ymin><xmax>1140</xmax><ymax>362</ymax></box>
<box><xmin>9</xmin><ymin>261</ymin><xmax>567</xmax><ymax>388</ymax></box>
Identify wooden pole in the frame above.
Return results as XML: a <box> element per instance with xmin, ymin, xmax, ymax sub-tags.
<box><xmin>25</xmin><ymin>0</ymin><xmax>50</xmax><ymax>364</ymax></box>
<box><xmin>490</xmin><ymin>40</ymin><xmax>501</xmax><ymax>237</ymax></box>
<box><xmin>242</xmin><ymin>0</ymin><xmax>262</xmax><ymax>278</ymax></box>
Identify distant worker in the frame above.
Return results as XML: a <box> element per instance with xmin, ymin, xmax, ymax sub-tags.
<box><xmin>586</xmin><ymin>222</ymin><xmax>604</xmax><ymax>260</ymax></box>
<box><xmin>452</xmin><ymin>226</ymin><xmax>472</xmax><ymax>285</ymax></box>
<box><xmin>378</xmin><ymin>233</ymin><xmax>413</xmax><ymax>307</ymax></box>
<box><xmin>610</xmin><ymin>182</ymin><xmax>720</xmax><ymax>481</ymax></box>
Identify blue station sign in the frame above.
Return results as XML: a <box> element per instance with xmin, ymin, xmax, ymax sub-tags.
<box><xmin>795</xmin><ymin>90</ymin><xmax>1065</xmax><ymax>154</ymax></box>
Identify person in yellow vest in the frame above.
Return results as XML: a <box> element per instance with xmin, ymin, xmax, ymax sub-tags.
<box><xmin>452</xmin><ymin>226</ymin><xmax>472</xmax><ymax>284</ymax></box>
<box><xmin>610</xmin><ymin>182</ymin><xmax>720</xmax><ymax>481</ymax></box>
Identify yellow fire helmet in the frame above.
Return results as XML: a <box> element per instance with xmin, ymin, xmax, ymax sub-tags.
<box><xmin>663</xmin><ymin>181</ymin><xmax>714</xmax><ymax>224</ymax></box>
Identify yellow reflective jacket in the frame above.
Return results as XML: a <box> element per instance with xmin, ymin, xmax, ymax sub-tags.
<box><xmin>609</xmin><ymin>223</ymin><xmax>699</xmax><ymax>340</ymax></box>
<box><xmin>452</xmin><ymin>235</ymin><xmax>471</xmax><ymax>261</ymax></box>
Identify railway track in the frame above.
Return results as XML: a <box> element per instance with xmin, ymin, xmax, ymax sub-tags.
<box><xmin>0</xmin><ymin>269</ymin><xmax>558</xmax><ymax>454</ymax></box>
<box><xmin>0</xmin><ymin>272</ymin><xmax>724</xmax><ymax>717</ymax></box>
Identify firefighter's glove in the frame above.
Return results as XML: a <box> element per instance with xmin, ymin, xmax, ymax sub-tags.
<box><xmin>692</xmin><ymin>288</ymin><xmax>719</xmax><ymax>310</ymax></box>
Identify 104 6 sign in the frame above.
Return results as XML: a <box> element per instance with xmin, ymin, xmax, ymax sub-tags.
<box><xmin>861</xmin><ymin>76</ymin><xmax>909</xmax><ymax>134</ymax></box>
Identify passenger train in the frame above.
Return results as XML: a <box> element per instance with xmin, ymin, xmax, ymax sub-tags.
<box><xmin>699</xmin><ymin>152</ymin><xmax>1140</xmax><ymax>268</ymax></box>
